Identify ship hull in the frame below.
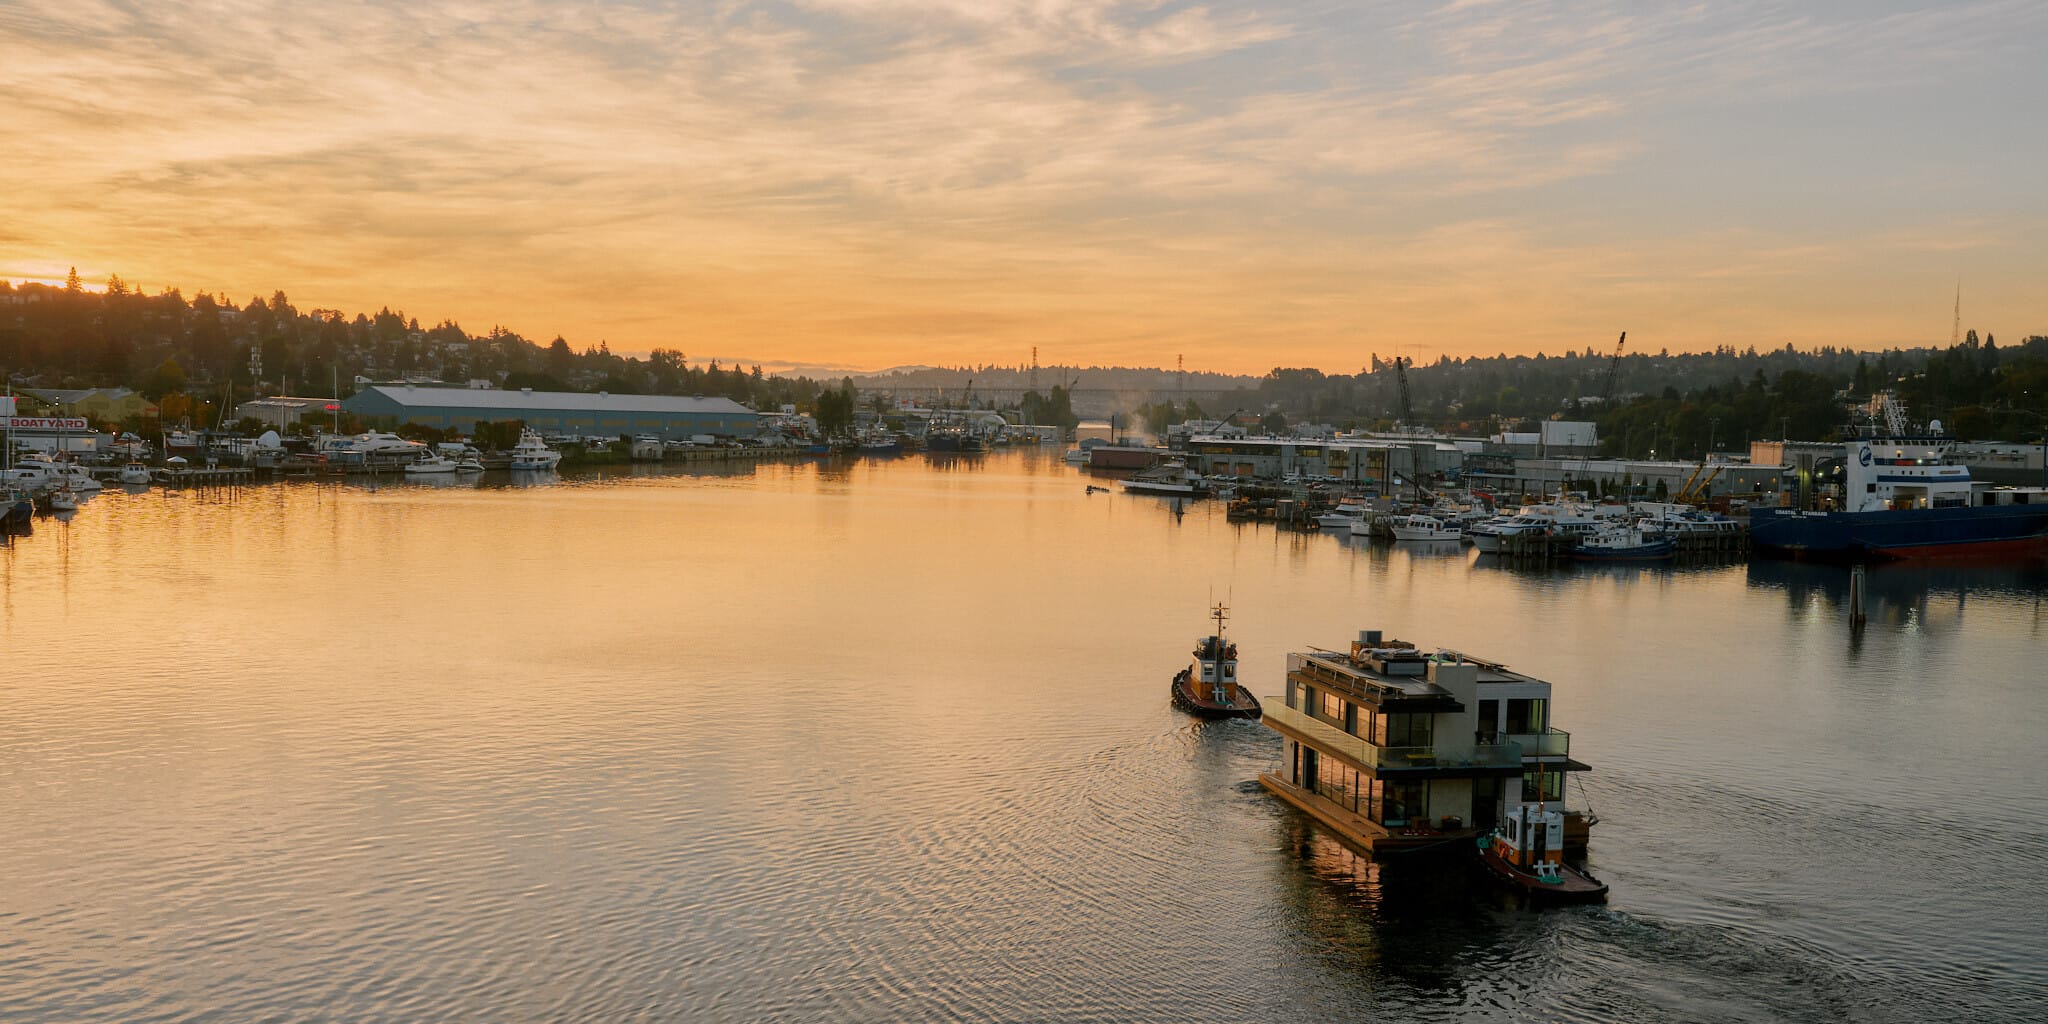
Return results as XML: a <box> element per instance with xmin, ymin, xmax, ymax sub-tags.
<box><xmin>1571</xmin><ymin>539</ymin><xmax>1676</xmax><ymax>561</ymax></box>
<box><xmin>1475</xmin><ymin>846</ymin><xmax>1608</xmax><ymax>902</ymax></box>
<box><xmin>1750</xmin><ymin>505</ymin><xmax>2048</xmax><ymax>561</ymax></box>
<box><xmin>1170</xmin><ymin>668</ymin><xmax>1261</xmax><ymax>719</ymax></box>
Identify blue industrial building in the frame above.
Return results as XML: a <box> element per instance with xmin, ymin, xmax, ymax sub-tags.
<box><xmin>341</xmin><ymin>386</ymin><xmax>758</xmax><ymax>439</ymax></box>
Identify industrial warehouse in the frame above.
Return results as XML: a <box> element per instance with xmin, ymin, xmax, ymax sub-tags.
<box><xmin>339</xmin><ymin>385</ymin><xmax>759</xmax><ymax>440</ymax></box>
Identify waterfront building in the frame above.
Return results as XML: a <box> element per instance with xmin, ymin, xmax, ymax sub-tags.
<box><xmin>16</xmin><ymin>387</ymin><xmax>157</xmax><ymax>424</ymax></box>
<box><xmin>1462</xmin><ymin>455</ymin><xmax>1786</xmax><ymax>504</ymax></box>
<box><xmin>1179</xmin><ymin>436</ymin><xmax>1434</xmax><ymax>487</ymax></box>
<box><xmin>1486</xmin><ymin>420</ymin><xmax>1601</xmax><ymax>458</ymax></box>
<box><xmin>340</xmin><ymin>385</ymin><xmax>758</xmax><ymax>440</ymax></box>
<box><xmin>235</xmin><ymin>396</ymin><xmax>341</xmax><ymax>429</ymax></box>
<box><xmin>1259</xmin><ymin>631</ymin><xmax>1592</xmax><ymax>857</ymax></box>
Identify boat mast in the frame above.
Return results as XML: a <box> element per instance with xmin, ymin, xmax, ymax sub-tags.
<box><xmin>1211</xmin><ymin>599</ymin><xmax>1229</xmax><ymax>703</ymax></box>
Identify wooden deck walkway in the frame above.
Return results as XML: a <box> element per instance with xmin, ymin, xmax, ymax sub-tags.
<box><xmin>1258</xmin><ymin>772</ymin><xmax>1481</xmax><ymax>858</ymax></box>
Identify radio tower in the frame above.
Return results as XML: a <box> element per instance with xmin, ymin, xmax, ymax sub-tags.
<box><xmin>1030</xmin><ymin>346</ymin><xmax>1039</xmax><ymax>393</ymax></box>
<box><xmin>1951</xmin><ymin>280</ymin><xmax>1962</xmax><ymax>347</ymax></box>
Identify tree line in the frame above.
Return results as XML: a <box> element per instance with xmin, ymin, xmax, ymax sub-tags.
<box><xmin>0</xmin><ymin>272</ymin><xmax>842</xmax><ymax>429</ymax></box>
<box><xmin>1136</xmin><ymin>334</ymin><xmax>2048</xmax><ymax>452</ymax></box>
<box><xmin>6</xmin><ymin>271</ymin><xmax>2044</xmax><ymax>448</ymax></box>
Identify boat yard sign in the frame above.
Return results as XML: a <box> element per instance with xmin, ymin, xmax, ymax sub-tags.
<box><xmin>7</xmin><ymin>416</ymin><xmax>90</xmax><ymax>431</ymax></box>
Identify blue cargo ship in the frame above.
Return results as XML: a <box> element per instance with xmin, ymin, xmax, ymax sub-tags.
<box><xmin>1750</xmin><ymin>438</ymin><xmax>2048</xmax><ymax>560</ymax></box>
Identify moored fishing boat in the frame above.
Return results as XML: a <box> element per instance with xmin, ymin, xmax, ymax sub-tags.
<box><xmin>1570</xmin><ymin>525</ymin><xmax>1675</xmax><ymax>562</ymax></box>
<box><xmin>2</xmin><ymin>488</ymin><xmax>30</xmax><ymax>532</ymax></box>
<box><xmin>1170</xmin><ymin>603</ymin><xmax>1261</xmax><ymax>719</ymax></box>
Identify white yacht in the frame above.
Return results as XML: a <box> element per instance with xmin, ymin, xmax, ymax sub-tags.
<box><xmin>17</xmin><ymin>454</ymin><xmax>101</xmax><ymax>492</ymax></box>
<box><xmin>1633</xmin><ymin>501</ymin><xmax>1740</xmax><ymax>538</ymax></box>
<box><xmin>508</xmin><ymin>428</ymin><xmax>562</xmax><ymax>470</ymax></box>
<box><xmin>1388</xmin><ymin>513</ymin><xmax>1462</xmax><ymax>541</ymax></box>
<box><xmin>403</xmin><ymin>451</ymin><xmax>459</xmax><ymax>474</ymax></box>
<box><xmin>1464</xmin><ymin>514</ymin><xmax>1520</xmax><ymax>551</ymax></box>
<box><xmin>118</xmin><ymin>462</ymin><xmax>153</xmax><ymax>485</ymax></box>
<box><xmin>1120</xmin><ymin>460</ymin><xmax>1207</xmax><ymax>497</ymax></box>
<box><xmin>1470</xmin><ymin>505</ymin><xmax>1599</xmax><ymax>552</ymax></box>
<box><xmin>1314</xmin><ymin>499</ymin><xmax>1373</xmax><ymax>531</ymax></box>
<box><xmin>321</xmin><ymin>431</ymin><xmax>427</xmax><ymax>462</ymax></box>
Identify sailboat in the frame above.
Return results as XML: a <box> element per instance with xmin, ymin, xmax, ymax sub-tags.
<box><xmin>2</xmin><ymin>390</ymin><xmax>32</xmax><ymax>531</ymax></box>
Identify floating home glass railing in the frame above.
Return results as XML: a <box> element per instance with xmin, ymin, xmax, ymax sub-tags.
<box><xmin>1264</xmin><ymin>703</ymin><xmax>1522</xmax><ymax>770</ymax></box>
<box><xmin>1501</xmin><ymin>729</ymin><xmax>1570</xmax><ymax>757</ymax></box>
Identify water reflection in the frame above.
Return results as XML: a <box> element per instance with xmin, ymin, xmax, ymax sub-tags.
<box><xmin>1745</xmin><ymin>558</ymin><xmax>2048</xmax><ymax>624</ymax></box>
<box><xmin>1</xmin><ymin>452</ymin><xmax>2042</xmax><ymax>1022</ymax></box>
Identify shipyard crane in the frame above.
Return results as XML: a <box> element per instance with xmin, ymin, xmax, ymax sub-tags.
<box><xmin>1602</xmin><ymin>331</ymin><xmax>1627</xmax><ymax>404</ymax></box>
<box><xmin>1673</xmin><ymin>460</ymin><xmax>1726</xmax><ymax>505</ymax></box>
<box><xmin>1393</xmin><ymin>356</ymin><xmax>1414</xmax><ymax>426</ymax></box>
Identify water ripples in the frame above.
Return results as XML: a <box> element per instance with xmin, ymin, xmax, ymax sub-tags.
<box><xmin>4</xmin><ymin>459</ymin><xmax>2045</xmax><ymax>1021</ymax></box>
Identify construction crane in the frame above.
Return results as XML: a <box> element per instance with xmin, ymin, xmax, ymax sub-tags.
<box><xmin>1673</xmin><ymin>460</ymin><xmax>1726</xmax><ymax>505</ymax></box>
<box><xmin>1393</xmin><ymin>356</ymin><xmax>1414</xmax><ymax>426</ymax></box>
<box><xmin>1602</xmin><ymin>331</ymin><xmax>1626</xmax><ymax>404</ymax></box>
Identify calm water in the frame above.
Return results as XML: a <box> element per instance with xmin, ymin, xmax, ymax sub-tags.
<box><xmin>3</xmin><ymin>452</ymin><xmax>2043</xmax><ymax>1022</ymax></box>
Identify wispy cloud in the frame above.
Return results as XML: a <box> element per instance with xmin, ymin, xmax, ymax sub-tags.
<box><xmin>2</xmin><ymin>0</ymin><xmax>2044</xmax><ymax>370</ymax></box>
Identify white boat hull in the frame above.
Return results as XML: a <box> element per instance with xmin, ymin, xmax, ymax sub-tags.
<box><xmin>1121</xmin><ymin>481</ymin><xmax>1201</xmax><ymax>497</ymax></box>
<box><xmin>1391</xmin><ymin>526</ymin><xmax>1461</xmax><ymax>541</ymax></box>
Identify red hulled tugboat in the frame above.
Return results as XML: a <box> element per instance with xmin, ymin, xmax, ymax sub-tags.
<box><xmin>1171</xmin><ymin>603</ymin><xmax>1262</xmax><ymax>719</ymax></box>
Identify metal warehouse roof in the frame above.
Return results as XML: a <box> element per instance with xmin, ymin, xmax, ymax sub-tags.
<box><xmin>355</xmin><ymin>386</ymin><xmax>753</xmax><ymax>415</ymax></box>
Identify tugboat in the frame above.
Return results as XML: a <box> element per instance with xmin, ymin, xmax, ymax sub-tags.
<box><xmin>1170</xmin><ymin>603</ymin><xmax>1262</xmax><ymax>719</ymax></box>
<box><xmin>1476</xmin><ymin>800</ymin><xmax>1607</xmax><ymax>902</ymax></box>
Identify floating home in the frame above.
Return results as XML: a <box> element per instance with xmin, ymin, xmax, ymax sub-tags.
<box><xmin>1258</xmin><ymin>631</ymin><xmax>1592</xmax><ymax>857</ymax></box>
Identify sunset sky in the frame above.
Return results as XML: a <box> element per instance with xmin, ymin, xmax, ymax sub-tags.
<box><xmin>4</xmin><ymin>0</ymin><xmax>2045</xmax><ymax>375</ymax></box>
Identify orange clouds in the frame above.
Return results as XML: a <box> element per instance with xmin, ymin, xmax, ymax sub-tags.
<box><xmin>2</xmin><ymin>1</ymin><xmax>2044</xmax><ymax>375</ymax></box>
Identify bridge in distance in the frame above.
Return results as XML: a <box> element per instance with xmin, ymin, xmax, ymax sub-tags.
<box><xmin>859</xmin><ymin>383</ymin><xmax>1243</xmax><ymax>421</ymax></box>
